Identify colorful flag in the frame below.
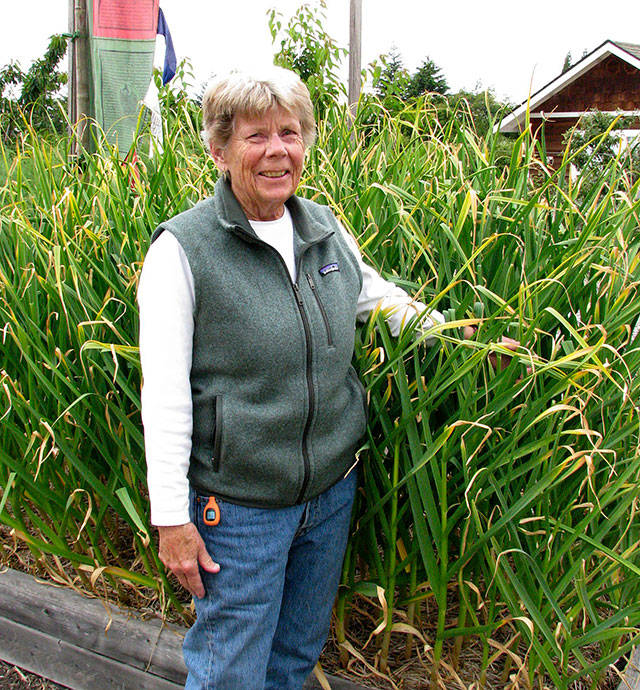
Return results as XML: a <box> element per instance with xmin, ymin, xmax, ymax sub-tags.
<box><xmin>87</xmin><ymin>0</ymin><xmax>170</xmax><ymax>155</ymax></box>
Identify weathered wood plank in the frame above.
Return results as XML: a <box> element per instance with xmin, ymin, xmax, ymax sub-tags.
<box><xmin>618</xmin><ymin>646</ymin><xmax>640</xmax><ymax>690</ymax></box>
<box><xmin>0</xmin><ymin>567</ymin><xmax>365</xmax><ymax>689</ymax></box>
<box><xmin>0</xmin><ymin>567</ymin><xmax>186</xmax><ymax>683</ymax></box>
<box><xmin>0</xmin><ymin>615</ymin><xmax>183</xmax><ymax>690</ymax></box>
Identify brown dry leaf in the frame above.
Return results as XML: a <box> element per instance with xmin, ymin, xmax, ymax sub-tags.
<box><xmin>396</xmin><ymin>538</ymin><xmax>411</xmax><ymax>573</ymax></box>
<box><xmin>67</xmin><ymin>489</ymin><xmax>92</xmax><ymax>544</ymax></box>
<box><xmin>338</xmin><ymin>640</ymin><xmax>399</xmax><ymax>689</ymax></box>
<box><xmin>487</xmin><ymin>635</ymin><xmax>525</xmax><ymax>672</ymax></box>
<box><xmin>388</xmin><ymin>622</ymin><xmax>429</xmax><ymax>647</ymax></box>
<box><xmin>368</xmin><ymin>586</ymin><xmax>389</xmax><ymax>640</ymax></box>
<box><xmin>90</xmin><ymin>565</ymin><xmax>107</xmax><ymax>588</ymax></box>
<box><xmin>463</xmin><ymin>579</ymin><xmax>485</xmax><ymax>611</ymax></box>
<box><xmin>312</xmin><ymin>662</ymin><xmax>332</xmax><ymax>690</ymax></box>
<box><xmin>511</xmin><ymin>616</ymin><xmax>534</xmax><ymax>638</ymax></box>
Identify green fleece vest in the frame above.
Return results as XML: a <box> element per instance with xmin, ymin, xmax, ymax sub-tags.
<box><xmin>152</xmin><ymin>178</ymin><xmax>367</xmax><ymax>507</ymax></box>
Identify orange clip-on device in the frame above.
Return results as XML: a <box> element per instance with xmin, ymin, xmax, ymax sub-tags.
<box><xmin>203</xmin><ymin>496</ymin><xmax>221</xmax><ymax>526</ymax></box>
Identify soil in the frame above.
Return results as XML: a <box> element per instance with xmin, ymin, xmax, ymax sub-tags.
<box><xmin>0</xmin><ymin>660</ymin><xmax>67</xmax><ymax>690</ymax></box>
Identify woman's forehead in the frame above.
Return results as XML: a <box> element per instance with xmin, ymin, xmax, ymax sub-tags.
<box><xmin>234</xmin><ymin>106</ymin><xmax>300</xmax><ymax>130</ymax></box>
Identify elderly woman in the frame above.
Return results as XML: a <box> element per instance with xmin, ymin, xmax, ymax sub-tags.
<box><xmin>137</xmin><ymin>67</ymin><xmax>445</xmax><ymax>689</ymax></box>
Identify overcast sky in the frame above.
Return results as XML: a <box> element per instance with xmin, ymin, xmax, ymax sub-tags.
<box><xmin>3</xmin><ymin>1</ymin><xmax>640</xmax><ymax>105</ymax></box>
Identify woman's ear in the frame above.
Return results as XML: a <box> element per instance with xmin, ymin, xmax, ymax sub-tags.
<box><xmin>209</xmin><ymin>142</ymin><xmax>226</xmax><ymax>172</ymax></box>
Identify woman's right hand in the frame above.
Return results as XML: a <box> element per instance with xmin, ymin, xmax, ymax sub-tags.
<box><xmin>157</xmin><ymin>522</ymin><xmax>220</xmax><ymax>599</ymax></box>
<box><xmin>463</xmin><ymin>325</ymin><xmax>520</xmax><ymax>371</ymax></box>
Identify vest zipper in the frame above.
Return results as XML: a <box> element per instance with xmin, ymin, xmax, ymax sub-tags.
<box><xmin>306</xmin><ymin>273</ymin><xmax>334</xmax><ymax>347</ymax></box>
<box><xmin>231</xmin><ymin>226</ymin><xmax>326</xmax><ymax>505</ymax></box>
<box><xmin>292</xmin><ymin>282</ymin><xmax>314</xmax><ymax>503</ymax></box>
<box><xmin>212</xmin><ymin>395</ymin><xmax>223</xmax><ymax>472</ymax></box>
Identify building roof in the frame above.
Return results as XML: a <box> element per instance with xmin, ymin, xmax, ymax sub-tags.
<box><xmin>497</xmin><ymin>40</ymin><xmax>640</xmax><ymax>134</ymax></box>
<box><xmin>616</xmin><ymin>42</ymin><xmax>640</xmax><ymax>61</ymax></box>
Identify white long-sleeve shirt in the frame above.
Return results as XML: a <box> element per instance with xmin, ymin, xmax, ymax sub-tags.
<box><xmin>138</xmin><ymin>213</ymin><xmax>443</xmax><ymax>525</ymax></box>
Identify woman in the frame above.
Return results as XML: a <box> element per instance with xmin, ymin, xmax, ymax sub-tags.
<box><xmin>138</xmin><ymin>67</ymin><xmax>445</xmax><ymax>689</ymax></box>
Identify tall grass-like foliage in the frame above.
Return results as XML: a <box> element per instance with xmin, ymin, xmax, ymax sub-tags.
<box><xmin>310</xmin><ymin>100</ymin><xmax>640</xmax><ymax>688</ymax></box>
<box><xmin>0</xmin><ymin>112</ymin><xmax>215</xmax><ymax>617</ymax></box>
<box><xmin>1</xmin><ymin>94</ymin><xmax>640</xmax><ymax>687</ymax></box>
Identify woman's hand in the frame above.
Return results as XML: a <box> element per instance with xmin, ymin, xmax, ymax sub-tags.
<box><xmin>157</xmin><ymin>522</ymin><xmax>220</xmax><ymax>599</ymax></box>
<box><xmin>463</xmin><ymin>325</ymin><xmax>520</xmax><ymax>371</ymax></box>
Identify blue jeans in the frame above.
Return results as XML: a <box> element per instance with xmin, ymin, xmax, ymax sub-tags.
<box><xmin>183</xmin><ymin>470</ymin><xmax>357</xmax><ymax>690</ymax></box>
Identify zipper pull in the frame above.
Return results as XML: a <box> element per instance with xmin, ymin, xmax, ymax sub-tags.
<box><xmin>306</xmin><ymin>273</ymin><xmax>316</xmax><ymax>291</ymax></box>
<box><xmin>292</xmin><ymin>283</ymin><xmax>304</xmax><ymax>306</ymax></box>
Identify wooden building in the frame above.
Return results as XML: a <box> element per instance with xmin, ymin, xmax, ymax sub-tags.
<box><xmin>498</xmin><ymin>40</ymin><xmax>640</xmax><ymax>164</ymax></box>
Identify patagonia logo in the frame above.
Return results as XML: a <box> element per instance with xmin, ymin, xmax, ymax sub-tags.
<box><xmin>319</xmin><ymin>263</ymin><xmax>339</xmax><ymax>276</ymax></box>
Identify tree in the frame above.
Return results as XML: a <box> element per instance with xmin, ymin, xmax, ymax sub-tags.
<box><xmin>372</xmin><ymin>47</ymin><xmax>409</xmax><ymax>100</ymax></box>
<box><xmin>562</xmin><ymin>51</ymin><xmax>572</xmax><ymax>74</ymax></box>
<box><xmin>372</xmin><ymin>50</ymin><xmax>448</xmax><ymax>103</ymax></box>
<box><xmin>268</xmin><ymin>1</ymin><xmax>347</xmax><ymax>118</ymax></box>
<box><xmin>405</xmin><ymin>57</ymin><xmax>448</xmax><ymax>98</ymax></box>
<box><xmin>449</xmin><ymin>86</ymin><xmax>511</xmax><ymax>136</ymax></box>
<box><xmin>563</xmin><ymin>110</ymin><xmax>640</xmax><ymax>178</ymax></box>
<box><xmin>371</xmin><ymin>50</ymin><xmax>449</xmax><ymax>115</ymax></box>
<box><xmin>0</xmin><ymin>34</ymin><xmax>68</xmax><ymax>141</ymax></box>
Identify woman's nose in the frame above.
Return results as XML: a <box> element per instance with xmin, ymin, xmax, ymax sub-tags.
<box><xmin>265</xmin><ymin>133</ymin><xmax>287</xmax><ymax>155</ymax></box>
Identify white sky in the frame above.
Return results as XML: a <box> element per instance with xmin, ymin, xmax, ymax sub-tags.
<box><xmin>2</xmin><ymin>1</ymin><xmax>640</xmax><ymax>105</ymax></box>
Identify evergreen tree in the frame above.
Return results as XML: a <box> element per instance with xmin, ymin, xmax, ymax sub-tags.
<box><xmin>373</xmin><ymin>47</ymin><xmax>409</xmax><ymax>100</ymax></box>
<box><xmin>405</xmin><ymin>58</ymin><xmax>448</xmax><ymax>98</ymax></box>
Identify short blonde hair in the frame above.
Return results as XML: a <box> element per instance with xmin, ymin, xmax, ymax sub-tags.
<box><xmin>201</xmin><ymin>67</ymin><xmax>316</xmax><ymax>151</ymax></box>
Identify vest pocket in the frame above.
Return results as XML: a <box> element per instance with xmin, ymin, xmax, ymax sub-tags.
<box><xmin>212</xmin><ymin>395</ymin><xmax>223</xmax><ymax>472</ymax></box>
<box><xmin>306</xmin><ymin>273</ymin><xmax>334</xmax><ymax>347</ymax></box>
<box><xmin>349</xmin><ymin>366</ymin><xmax>369</xmax><ymax>424</ymax></box>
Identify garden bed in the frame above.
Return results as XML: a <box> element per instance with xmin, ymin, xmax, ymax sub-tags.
<box><xmin>1</xmin><ymin>565</ymin><xmax>635</xmax><ymax>689</ymax></box>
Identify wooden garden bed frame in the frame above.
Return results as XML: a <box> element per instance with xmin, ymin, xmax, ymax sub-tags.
<box><xmin>0</xmin><ymin>567</ymin><xmax>362</xmax><ymax>689</ymax></box>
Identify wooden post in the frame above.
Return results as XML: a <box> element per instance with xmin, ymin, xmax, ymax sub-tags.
<box><xmin>67</xmin><ymin>0</ymin><xmax>76</xmax><ymax>130</ymax></box>
<box><xmin>348</xmin><ymin>0</ymin><xmax>362</xmax><ymax>111</ymax></box>
<box><xmin>69</xmin><ymin>0</ymin><xmax>90</xmax><ymax>153</ymax></box>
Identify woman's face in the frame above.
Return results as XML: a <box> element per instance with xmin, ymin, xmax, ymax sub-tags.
<box><xmin>211</xmin><ymin>106</ymin><xmax>305</xmax><ymax>221</ymax></box>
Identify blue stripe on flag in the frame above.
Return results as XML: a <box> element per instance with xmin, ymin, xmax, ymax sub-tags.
<box><xmin>157</xmin><ymin>8</ymin><xmax>176</xmax><ymax>84</ymax></box>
